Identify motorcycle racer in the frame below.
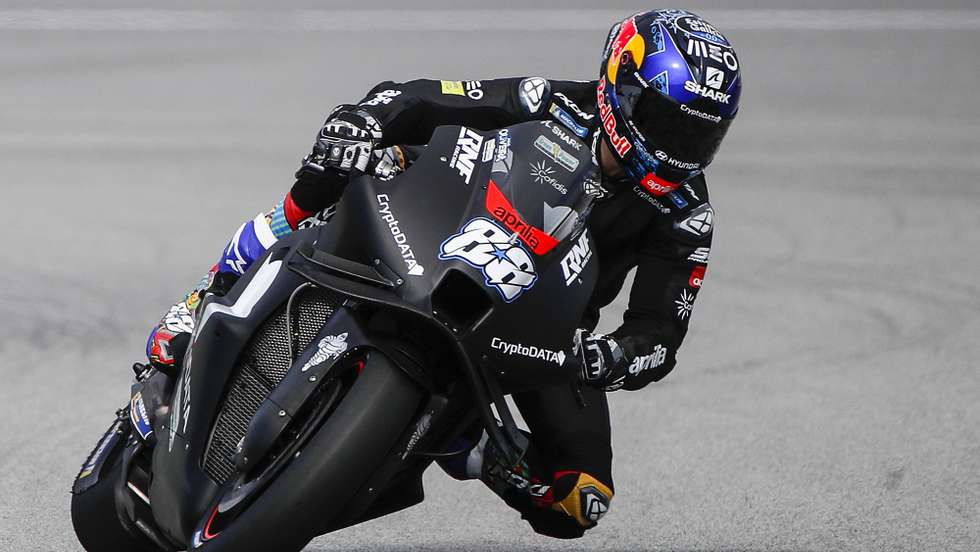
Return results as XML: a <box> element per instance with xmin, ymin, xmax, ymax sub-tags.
<box><xmin>143</xmin><ymin>9</ymin><xmax>740</xmax><ymax>539</ymax></box>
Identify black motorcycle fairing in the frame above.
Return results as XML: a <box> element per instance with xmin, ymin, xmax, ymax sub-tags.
<box><xmin>83</xmin><ymin>122</ymin><xmax>606</xmax><ymax>550</ymax></box>
<box><xmin>233</xmin><ymin>304</ymin><xmax>378</xmax><ymax>478</ymax></box>
<box><xmin>317</xmin><ymin>121</ymin><xmax>600</xmax><ymax>392</ymax></box>
<box><xmin>150</xmin><ymin>235</ymin><xmax>312</xmax><ymax>543</ymax></box>
<box><xmin>148</xmin><ymin>235</ymin><xmax>436</xmax><ymax>546</ymax></box>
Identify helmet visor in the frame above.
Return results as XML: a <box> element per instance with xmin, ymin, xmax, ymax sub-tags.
<box><xmin>618</xmin><ymin>82</ymin><xmax>732</xmax><ymax>171</ymax></box>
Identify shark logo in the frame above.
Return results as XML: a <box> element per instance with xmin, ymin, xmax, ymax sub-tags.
<box><xmin>301</xmin><ymin>333</ymin><xmax>349</xmax><ymax>372</ymax></box>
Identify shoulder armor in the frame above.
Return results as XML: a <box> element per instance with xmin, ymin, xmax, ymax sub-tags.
<box><xmin>518</xmin><ymin>77</ymin><xmax>550</xmax><ymax>115</ymax></box>
<box><xmin>672</xmin><ymin>202</ymin><xmax>714</xmax><ymax>241</ymax></box>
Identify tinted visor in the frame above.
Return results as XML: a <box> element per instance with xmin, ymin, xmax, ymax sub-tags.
<box><xmin>618</xmin><ymin>83</ymin><xmax>732</xmax><ymax>169</ymax></box>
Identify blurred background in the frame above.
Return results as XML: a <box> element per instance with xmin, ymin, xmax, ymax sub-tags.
<box><xmin>1</xmin><ymin>1</ymin><xmax>978</xmax><ymax>550</ymax></box>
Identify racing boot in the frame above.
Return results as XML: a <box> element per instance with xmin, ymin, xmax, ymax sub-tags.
<box><xmin>437</xmin><ymin>429</ymin><xmax>612</xmax><ymax>539</ymax></box>
<box><xmin>144</xmin><ymin>265</ymin><xmax>213</xmax><ymax>376</ymax></box>
<box><xmin>144</xmin><ymin>197</ymin><xmax>287</xmax><ymax>376</ymax></box>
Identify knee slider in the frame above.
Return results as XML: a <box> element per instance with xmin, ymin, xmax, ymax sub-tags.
<box><xmin>550</xmin><ymin>471</ymin><xmax>614</xmax><ymax>529</ymax></box>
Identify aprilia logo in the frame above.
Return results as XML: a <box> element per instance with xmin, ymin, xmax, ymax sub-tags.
<box><xmin>486</xmin><ymin>181</ymin><xmax>559</xmax><ymax>255</ymax></box>
<box><xmin>640</xmin><ymin>172</ymin><xmax>680</xmax><ymax>196</ymax></box>
<box><xmin>628</xmin><ymin>344</ymin><xmax>668</xmax><ymax>375</ymax></box>
<box><xmin>560</xmin><ymin>230</ymin><xmax>592</xmax><ymax>286</ymax></box>
<box><xmin>450</xmin><ymin>127</ymin><xmax>484</xmax><ymax>184</ymax></box>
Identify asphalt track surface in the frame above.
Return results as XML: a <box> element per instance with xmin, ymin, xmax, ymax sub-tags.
<box><xmin>1</xmin><ymin>2</ymin><xmax>979</xmax><ymax>551</ymax></box>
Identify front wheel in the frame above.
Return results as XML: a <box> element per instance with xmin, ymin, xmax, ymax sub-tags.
<box><xmin>71</xmin><ymin>416</ymin><xmax>163</xmax><ymax>552</ymax></box>
<box><xmin>195</xmin><ymin>350</ymin><xmax>424</xmax><ymax>552</ymax></box>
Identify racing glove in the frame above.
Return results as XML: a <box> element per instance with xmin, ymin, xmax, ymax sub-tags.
<box><xmin>573</xmin><ymin>329</ymin><xmax>628</xmax><ymax>392</ymax></box>
<box><xmin>296</xmin><ymin>105</ymin><xmax>385</xmax><ymax>179</ymax></box>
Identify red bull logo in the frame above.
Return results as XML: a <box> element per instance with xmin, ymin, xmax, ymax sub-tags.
<box><xmin>596</xmin><ymin>77</ymin><xmax>632</xmax><ymax>158</ymax></box>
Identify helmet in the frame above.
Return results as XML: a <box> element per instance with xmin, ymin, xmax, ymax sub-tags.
<box><xmin>597</xmin><ymin>9</ymin><xmax>741</xmax><ymax>195</ymax></box>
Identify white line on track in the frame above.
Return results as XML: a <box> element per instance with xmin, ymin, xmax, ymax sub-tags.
<box><xmin>0</xmin><ymin>9</ymin><xmax>978</xmax><ymax>32</ymax></box>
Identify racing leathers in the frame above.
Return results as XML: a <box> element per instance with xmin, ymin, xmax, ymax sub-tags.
<box><xmin>145</xmin><ymin>77</ymin><xmax>713</xmax><ymax>538</ymax></box>
<box><xmin>307</xmin><ymin>77</ymin><xmax>713</xmax><ymax>390</ymax></box>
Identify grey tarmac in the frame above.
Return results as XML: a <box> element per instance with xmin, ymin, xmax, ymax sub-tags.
<box><xmin>1</xmin><ymin>2</ymin><xmax>978</xmax><ymax>551</ymax></box>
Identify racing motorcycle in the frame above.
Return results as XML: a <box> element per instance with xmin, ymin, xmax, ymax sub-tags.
<box><xmin>71</xmin><ymin>120</ymin><xmax>602</xmax><ymax>552</ymax></box>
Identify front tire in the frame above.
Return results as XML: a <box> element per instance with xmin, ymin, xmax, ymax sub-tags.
<box><xmin>196</xmin><ymin>350</ymin><xmax>424</xmax><ymax>552</ymax></box>
<box><xmin>71</xmin><ymin>424</ymin><xmax>162</xmax><ymax>552</ymax></box>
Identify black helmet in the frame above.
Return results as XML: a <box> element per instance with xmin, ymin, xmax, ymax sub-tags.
<box><xmin>597</xmin><ymin>9</ymin><xmax>741</xmax><ymax>195</ymax></box>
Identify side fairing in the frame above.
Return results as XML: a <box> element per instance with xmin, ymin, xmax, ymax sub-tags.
<box><xmin>321</xmin><ymin>121</ymin><xmax>600</xmax><ymax>390</ymax></box>
<box><xmin>150</xmin><ymin>236</ymin><xmax>310</xmax><ymax>542</ymax></box>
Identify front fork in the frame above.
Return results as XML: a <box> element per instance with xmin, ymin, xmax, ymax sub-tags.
<box><xmin>112</xmin><ymin>367</ymin><xmax>184</xmax><ymax>550</ymax></box>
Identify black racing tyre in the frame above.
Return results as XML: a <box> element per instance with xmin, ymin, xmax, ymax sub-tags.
<box><xmin>197</xmin><ymin>351</ymin><xmax>424</xmax><ymax>552</ymax></box>
<box><xmin>71</xmin><ymin>434</ymin><xmax>161</xmax><ymax>552</ymax></box>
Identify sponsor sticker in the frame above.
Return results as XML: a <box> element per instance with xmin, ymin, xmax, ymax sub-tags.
<box><xmin>297</xmin><ymin>204</ymin><xmax>336</xmax><ymax>229</ymax></box>
<box><xmin>685</xmin><ymin>80</ymin><xmax>731</xmax><ymax>104</ymax></box>
<box><xmin>553</xmin><ymin>92</ymin><xmax>594</xmax><ymax>121</ymax></box>
<box><xmin>560</xmin><ymin>230</ymin><xmax>593</xmax><ymax>286</ymax></box>
<box><xmin>688</xmin><ymin>247</ymin><xmax>710</xmax><ymax>263</ymax></box>
<box><xmin>676</xmin><ymin>14</ymin><xmax>728</xmax><ymax>45</ymax></box>
<box><xmin>449</xmin><ymin>127</ymin><xmax>485</xmax><ymax>184</ymax></box>
<box><xmin>680</xmin><ymin>104</ymin><xmax>722</xmax><ymax>124</ymax></box>
<box><xmin>360</xmin><ymin>89</ymin><xmax>402</xmax><ymax>107</ymax></box>
<box><xmin>628</xmin><ymin>344</ymin><xmax>668</xmax><ymax>375</ymax></box>
<box><xmin>547</xmin><ymin>121</ymin><xmax>583</xmax><ymax>151</ymax></box>
<box><xmin>491</xmin><ymin>337</ymin><xmax>566</xmax><ymax>365</ymax></box>
<box><xmin>675</xmin><ymin>289</ymin><xmax>695</xmax><ymax>320</ymax></box>
<box><xmin>597</xmin><ymin>77</ymin><xmax>632</xmax><ymax>157</ymax></box>
<box><xmin>640</xmin><ymin>172</ymin><xmax>680</xmax><ymax>196</ymax></box>
<box><xmin>441</xmin><ymin>80</ymin><xmax>465</xmax><ymax>96</ymax></box>
<box><xmin>633</xmin><ymin>185</ymin><xmax>671</xmax><ymax>214</ymax></box>
<box><xmin>439</xmin><ymin>217</ymin><xmax>538</xmax><ymax>302</ymax></box>
<box><xmin>689</xmin><ymin>265</ymin><xmax>706</xmax><ymax>288</ymax></box>
<box><xmin>549</xmin><ymin>103</ymin><xmax>589</xmax><ymax>138</ymax></box>
<box><xmin>486</xmin><ymin>180</ymin><xmax>560</xmax><ymax>254</ymax></box>
<box><xmin>495</xmin><ymin>129</ymin><xmax>511</xmax><ymax>162</ymax></box>
<box><xmin>534</xmin><ymin>135</ymin><xmax>579</xmax><ymax>172</ymax></box>
<box><xmin>655</xmin><ymin>149</ymin><xmax>699</xmax><ymax>170</ymax></box>
<box><xmin>530</xmin><ymin>161</ymin><xmax>567</xmax><ymax>195</ymax></box>
<box><xmin>684</xmin><ymin>182</ymin><xmax>701</xmax><ymax>200</ymax></box>
<box><xmin>482</xmin><ymin>139</ymin><xmax>496</xmax><ymax>163</ymax></box>
<box><xmin>686</xmin><ymin>38</ymin><xmax>739</xmax><ymax>70</ymax></box>
<box><xmin>668</xmin><ymin>191</ymin><xmax>688</xmax><ymax>209</ymax></box>
<box><xmin>464</xmin><ymin>80</ymin><xmax>484</xmax><ymax>100</ymax></box>
<box><xmin>301</xmin><ymin>333</ymin><xmax>349</xmax><ymax>372</ymax></box>
<box><xmin>130</xmin><ymin>392</ymin><xmax>153</xmax><ymax>440</ymax></box>
<box><xmin>376</xmin><ymin>194</ymin><xmax>425</xmax><ymax>276</ymax></box>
